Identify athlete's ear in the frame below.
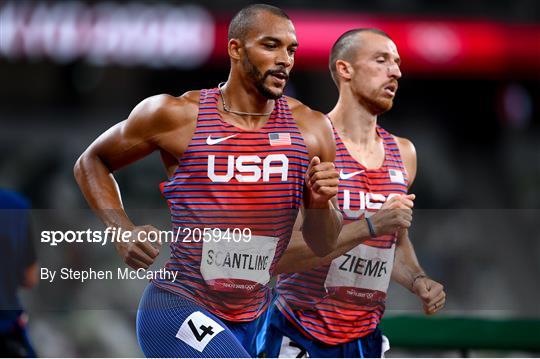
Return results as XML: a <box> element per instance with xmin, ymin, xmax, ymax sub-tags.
<box><xmin>335</xmin><ymin>60</ymin><xmax>353</xmax><ymax>82</ymax></box>
<box><xmin>228</xmin><ymin>38</ymin><xmax>242</xmax><ymax>61</ymax></box>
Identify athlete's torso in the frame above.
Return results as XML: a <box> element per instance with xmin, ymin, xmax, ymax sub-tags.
<box><xmin>275</xmin><ymin>125</ymin><xmax>409</xmax><ymax>345</ymax></box>
<box><xmin>153</xmin><ymin>88</ymin><xmax>309</xmax><ymax>322</ymax></box>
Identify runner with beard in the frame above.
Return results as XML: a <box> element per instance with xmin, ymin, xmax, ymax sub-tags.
<box><xmin>263</xmin><ymin>29</ymin><xmax>446</xmax><ymax>358</ymax></box>
<box><xmin>74</xmin><ymin>4</ymin><xmax>342</xmax><ymax>358</ymax></box>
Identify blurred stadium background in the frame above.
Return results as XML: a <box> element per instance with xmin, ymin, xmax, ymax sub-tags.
<box><xmin>1</xmin><ymin>0</ymin><xmax>539</xmax><ymax>357</ymax></box>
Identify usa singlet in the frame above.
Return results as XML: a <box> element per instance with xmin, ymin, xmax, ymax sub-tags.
<box><xmin>152</xmin><ymin>88</ymin><xmax>309</xmax><ymax>322</ymax></box>
<box><xmin>275</xmin><ymin>125</ymin><xmax>409</xmax><ymax>345</ymax></box>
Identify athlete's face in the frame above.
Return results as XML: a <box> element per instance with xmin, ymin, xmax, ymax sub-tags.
<box><xmin>350</xmin><ymin>33</ymin><xmax>402</xmax><ymax>114</ymax></box>
<box><xmin>239</xmin><ymin>13</ymin><xmax>298</xmax><ymax>99</ymax></box>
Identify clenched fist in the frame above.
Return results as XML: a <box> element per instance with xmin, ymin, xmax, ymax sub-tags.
<box><xmin>305</xmin><ymin>156</ymin><xmax>339</xmax><ymax>207</ymax></box>
<box><xmin>412</xmin><ymin>276</ymin><xmax>446</xmax><ymax>315</ymax></box>
<box><xmin>369</xmin><ymin>194</ymin><xmax>415</xmax><ymax>236</ymax></box>
<box><xmin>115</xmin><ymin>225</ymin><xmax>161</xmax><ymax>269</ymax></box>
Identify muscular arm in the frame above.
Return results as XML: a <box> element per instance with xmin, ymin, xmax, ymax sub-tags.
<box><xmin>74</xmin><ymin>93</ymin><xmax>196</xmax><ymax>228</ymax></box>
<box><xmin>291</xmin><ymin>100</ymin><xmax>342</xmax><ymax>256</ymax></box>
<box><xmin>390</xmin><ymin>138</ymin><xmax>445</xmax><ymax>314</ymax></box>
<box><xmin>393</xmin><ymin>227</ymin><xmax>446</xmax><ymax>315</ymax></box>
<box><xmin>74</xmin><ymin>93</ymin><xmax>197</xmax><ymax>268</ymax></box>
<box><xmin>391</xmin><ymin>230</ymin><xmax>424</xmax><ymax>291</ymax></box>
<box><xmin>390</xmin><ymin>137</ymin><xmax>422</xmax><ymax>289</ymax></box>
<box><xmin>276</xmin><ymin>219</ymin><xmax>369</xmax><ymax>274</ymax></box>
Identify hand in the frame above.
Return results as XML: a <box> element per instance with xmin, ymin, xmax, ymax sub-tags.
<box><xmin>114</xmin><ymin>225</ymin><xmax>161</xmax><ymax>269</ymax></box>
<box><xmin>305</xmin><ymin>156</ymin><xmax>339</xmax><ymax>207</ymax></box>
<box><xmin>412</xmin><ymin>276</ymin><xmax>446</xmax><ymax>315</ymax></box>
<box><xmin>369</xmin><ymin>194</ymin><xmax>415</xmax><ymax>236</ymax></box>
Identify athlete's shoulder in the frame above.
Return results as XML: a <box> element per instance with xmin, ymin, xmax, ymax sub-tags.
<box><xmin>127</xmin><ymin>91</ymin><xmax>200</xmax><ymax>132</ymax></box>
<box><xmin>395</xmin><ymin>136</ymin><xmax>417</xmax><ymax>186</ymax></box>
<box><xmin>134</xmin><ymin>91</ymin><xmax>199</xmax><ymax>121</ymax></box>
<box><xmin>395</xmin><ymin>136</ymin><xmax>416</xmax><ymax>161</ymax></box>
<box><xmin>284</xmin><ymin>96</ymin><xmax>327</xmax><ymax>125</ymax></box>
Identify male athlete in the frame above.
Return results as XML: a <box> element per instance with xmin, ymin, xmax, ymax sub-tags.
<box><xmin>74</xmin><ymin>4</ymin><xmax>341</xmax><ymax>358</ymax></box>
<box><xmin>263</xmin><ymin>29</ymin><xmax>446</xmax><ymax>357</ymax></box>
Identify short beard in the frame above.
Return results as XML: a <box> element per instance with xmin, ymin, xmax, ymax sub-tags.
<box><xmin>359</xmin><ymin>92</ymin><xmax>394</xmax><ymax>115</ymax></box>
<box><xmin>243</xmin><ymin>53</ymin><xmax>283</xmax><ymax>100</ymax></box>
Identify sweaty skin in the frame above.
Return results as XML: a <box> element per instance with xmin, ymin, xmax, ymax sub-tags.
<box><xmin>74</xmin><ymin>10</ymin><xmax>341</xmax><ymax>271</ymax></box>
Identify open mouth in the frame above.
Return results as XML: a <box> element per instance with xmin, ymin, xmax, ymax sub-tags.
<box><xmin>383</xmin><ymin>83</ymin><xmax>398</xmax><ymax>96</ymax></box>
<box><xmin>269</xmin><ymin>71</ymin><xmax>288</xmax><ymax>85</ymax></box>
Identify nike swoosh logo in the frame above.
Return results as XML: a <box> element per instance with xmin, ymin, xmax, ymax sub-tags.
<box><xmin>206</xmin><ymin>134</ymin><xmax>238</xmax><ymax>145</ymax></box>
<box><xmin>339</xmin><ymin>169</ymin><xmax>365</xmax><ymax>180</ymax></box>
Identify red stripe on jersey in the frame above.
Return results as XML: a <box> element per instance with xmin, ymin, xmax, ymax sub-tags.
<box><xmin>276</xmin><ymin>125</ymin><xmax>409</xmax><ymax>344</ymax></box>
<box><xmin>152</xmin><ymin>88</ymin><xmax>309</xmax><ymax>322</ymax></box>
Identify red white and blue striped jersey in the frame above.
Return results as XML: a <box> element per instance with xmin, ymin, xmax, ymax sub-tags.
<box><xmin>152</xmin><ymin>88</ymin><xmax>309</xmax><ymax>322</ymax></box>
<box><xmin>275</xmin><ymin>125</ymin><xmax>409</xmax><ymax>345</ymax></box>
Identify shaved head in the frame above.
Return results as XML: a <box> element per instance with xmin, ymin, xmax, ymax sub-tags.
<box><xmin>228</xmin><ymin>4</ymin><xmax>291</xmax><ymax>41</ymax></box>
<box><xmin>329</xmin><ymin>28</ymin><xmax>392</xmax><ymax>87</ymax></box>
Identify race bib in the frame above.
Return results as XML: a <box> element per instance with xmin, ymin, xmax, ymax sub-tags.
<box><xmin>175</xmin><ymin>311</ymin><xmax>224</xmax><ymax>352</ymax></box>
<box><xmin>278</xmin><ymin>336</ymin><xmax>309</xmax><ymax>358</ymax></box>
<box><xmin>324</xmin><ymin>243</ymin><xmax>395</xmax><ymax>304</ymax></box>
<box><xmin>200</xmin><ymin>234</ymin><xmax>278</xmax><ymax>293</ymax></box>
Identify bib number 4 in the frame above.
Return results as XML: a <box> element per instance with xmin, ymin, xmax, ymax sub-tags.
<box><xmin>176</xmin><ymin>311</ymin><xmax>224</xmax><ymax>352</ymax></box>
<box><xmin>188</xmin><ymin>319</ymin><xmax>215</xmax><ymax>342</ymax></box>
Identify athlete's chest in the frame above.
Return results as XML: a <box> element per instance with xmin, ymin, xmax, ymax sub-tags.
<box><xmin>172</xmin><ymin>126</ymin><xmax>308</xmax><ymax>186</ymax></box>
<box><xmin>335</xmin><ymin>148</ymin><xmax>408</xmax><ymax>220</ymax></box>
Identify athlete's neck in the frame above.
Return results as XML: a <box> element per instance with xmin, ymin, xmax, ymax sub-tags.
<box><xmin>328</xmin><ymin>92</ymin><xmax>379</xmax><ymax>148</ymax></box>
<box><xmin>219</xmin><ymin>76</ymin><xmax>275</xmax><ymax>128</ymax></box>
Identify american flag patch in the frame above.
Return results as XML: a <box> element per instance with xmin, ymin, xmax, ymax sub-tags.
<box><xmin>268</xmin><ymin>133</ymin><xmax>291</xmax><ymax>146</ymax></box>
<box><xmin>388</xmin><ymin>169</ymin><xmax>405</xmax><ymax>184</ymax></box>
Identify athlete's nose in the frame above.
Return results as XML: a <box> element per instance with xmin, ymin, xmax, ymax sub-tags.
<box><xmin>388</xmin><ymin>62</ymin><xmax>401</xmax><ymax>80</ymax></box>
<box><xmin>276</xmin><ymin>47</ymin><xmax>292</xmax><ymax>68</ymax></box>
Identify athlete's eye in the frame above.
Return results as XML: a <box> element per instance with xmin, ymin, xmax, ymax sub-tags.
<box><xmin>376</xmin><ymin>57</ymin><xmax>385</xmax><ymax>63</ymax></box>
<box><xmin>288</xmin><ymin>48</ymin><xmax>297</xmax><ymax>55</ymax></box>
<box><xmin>264</xmin><ymin>43</ymin><xmax>277</xmax><ymax>49</ymax></box>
